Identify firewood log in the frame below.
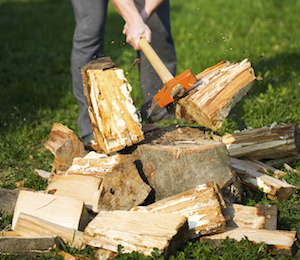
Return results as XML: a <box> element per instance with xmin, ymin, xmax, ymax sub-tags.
<box><xmin>45</xmin><ymin>153</ymin><xmax>151</xmax><ymax>212</ymax></box>
<box><xmin>81</xmin><ymin>57</ymin><xmax>144</xmax><ymax>154</ymax></box>
<box><xmin>131</xmin><ymin>181</ymin><xmax>226</xmax><ymax>239</ymax></box>
<box><xmin>221</xmin><ymin>123</ymin><xmax>299</xmax><ymax>160</ymax></box>
<box><xmin>175</xmin><ymin>59</ymin><xmax>256</xmax><ymax>131</ymax></box>
<box><xmin>83</xmin><ymin>210</ymin><xmax>188</xmax><ymax>258</ymax></box>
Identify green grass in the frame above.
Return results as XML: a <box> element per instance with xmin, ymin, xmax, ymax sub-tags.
<box><xmin>0</xmin><ymin>0</ymin><xmax>300</xmax><ymax>259</ymax></box>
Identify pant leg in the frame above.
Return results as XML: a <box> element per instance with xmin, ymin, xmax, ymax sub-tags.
<box><xmin>71</xmin><ymin>0</ymin><xmax>109</xmax><ymax>138</ymax></box>
<box><xmin>135</xmin><ymin>0</ymin><xmax>177</xmax><ymax>121</ymax></box>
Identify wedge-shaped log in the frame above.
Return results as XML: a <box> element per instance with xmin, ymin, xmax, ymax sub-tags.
<box><xmin>133</xmin><ymin>126</ymin><xmax>233</xmax><ymax>201</ymax></box>
<box><xmin>221</xmin><ymin>123</ymin><xmax>299</xmax><ymax>160</ymax></box>
<box><xmin>45</xmin><ymin>153</ymin><xmax>151</xmax><ymax>212</ymax></box>
<box><xmin>231</xmin><ymin>157</ymin><xmax>296</xmax><ymax>202</ymax></box>
<box><xmin>0</xmin><ymin>231</ymin><xmax>55</xmax><ymax>254</ymax></box>
<box><xmin>13</xmin><ymin>213</ymin><xmax>84</xmax><ymax>249</ymax></box>
<box><xmin>45</xmin><ymin>122</ymin><xmax>87</xmax><ymax>179</ymax></box>
<box><xmin>83</xmin><ymin>211</ymin><xmax>188</xmax><ymax>258</ymax></box>
<box><xmin>131</xmin><ymin>181</ymin><xmax>226</xmax><ymax>239</ymax></box>
<box><xmin>81</xmin><ymin>57</ymin><xmax>144</xmax><ymax>154</ymax></box>
<box><xmin>175</xmin><ymin>59</ymin><xmax>256</xmax><ymax>131</ymax></box>
<box><xmin>223</xmin><ymin>204</ymin><xmax>277</xmax><ymax>230</ymax></box>
<box><xmin>12</xmin><ymin>190</ymin><xmax>89</xmax><ymax>231</ymax></box>
<box><xmin>201</xmin><ymin>227</ymin><xmax>297</xmax><ymax>256</ymax></box>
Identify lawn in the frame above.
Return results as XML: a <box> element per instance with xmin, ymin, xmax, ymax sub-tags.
<box><xmin>0</xmin><ymin>0</ymin><xmax>300</xmax><ymax>259</ymax></box>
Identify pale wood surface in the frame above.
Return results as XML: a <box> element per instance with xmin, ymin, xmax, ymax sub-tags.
<box><xmin>231</xmin><ymin>157</ymin><xmax>296</xmax><ymax>202</ymax></box>
<box><xmin>201</xmin><ymin>227</ymin><xmax>297</xmax><ymax>256</ymax></box>
<box><xmin>82</xmin><ymin>58</ymin><xmax>144</xmax><ymax>154</ymax></box>
<box><xmin>12</xmin><ymin>190</ymin><xmax>89</xmax><ymax>231</ymax></box>
<box><xmin>44</xmin><ymin>123</ymin><xmax>87</xmax><ymax>179</ymax></box>
<box><xmin>175</xmin><ymin>59</ymin><xmax>256</xmax><ymax>131</ymax></box>
<box><xmin>46</xmin><ymin>153</ymin><xmax>151</xmax><ymax>212</ymax></box>
<box><xmin>223</xmin><ymin>203</ymin><xmax>277</xmax><ymax>230</ymax></box>
<box><xmin>131</xmin><ymin>181</ymin><xmax>226</xmax><ymax>239</ymax></box>
<box><xmin>222</xmin><ymin>123</ymin><xmax>299</xmax><ymax>160</ymax></box>
<box><xmin>83</xmin><ymin>210</ymin><xmax>188</xmax><ymax>258</ymax></box>
<box><xmin>13</xmin><ymin>213</ymin><xmax>84</xmax><ymax>249</ymax></box>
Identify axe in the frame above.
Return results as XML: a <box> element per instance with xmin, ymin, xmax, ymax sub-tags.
<box><xmin>139</xmin><ymin>37</ymin><xmax>202</xmax><ymax>119</ymax></box>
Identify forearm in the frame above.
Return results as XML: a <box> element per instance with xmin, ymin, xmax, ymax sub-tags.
<box><xmin>142</xmin><ymin>0</ymin><xmax>165</xmax><ymax>22</ymax></box>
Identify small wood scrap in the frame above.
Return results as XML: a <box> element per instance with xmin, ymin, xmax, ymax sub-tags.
<box><xmin>201</xmin><ymin>227</ymin><xmax>297</xmax><ymax>256</ymax></box>
<box><xmin>174</xmin><ymin>59</ymin><xmax>256</xmax><ymax>131</ymax></box>
<box><xmin>44</xmin><ymin>122</ymin><xmax>87</xmax><ymax>179</ymax></box>
<box><xmin>230</xmin><ymin>157</ymin><xmax>296</xmax><ymax>202</ymax></box>
<box><xmin>133</xmin><ymin>125</ymin><xmax>234</xmax><ymax>201</ymax></box>
<box><xmin>0</xmin><ymin>231</ymin><xmax>55</xmax><ymax>254</ymax></box>
<box><xmin>83</xmin><ymin>210</ymin><xmax>189</xmax><ymax>258</ymax></box>
<box><xmin>221</xmin><ymin>123</ymin><xmax>299</xmax><ymax>160</ymax></box>
<box><xmin>13</xmin><ymin>213</ymin><xmax>84</xmax><ymax>249</ymax></box>
<box><xmin>283</xmin><ymin>163</ymin><xmax>300</xmax><ymax>174</ymax></box>
<box><xmin>45</xmin><ymin>153</ymin><xmax>151</xmax><ymax>212</ymax></box>
<box><xmin>223</xmin><ymin>204</ymin><xmax>277</xmax><ymax>230</ymax></box>
<box><xmin>11</xmin><ymin>190</ymin><xmax>89</xmax><ymax>231</ymax></box>
<box><xmin>81</xmin><ymin>57</ymin><xmax>144</xmax><ymax>154</ymax></box>
<box><xmin>131</xmin><ymin>181</ymin><xmax>226</xmax><ymax>239</ymax></box>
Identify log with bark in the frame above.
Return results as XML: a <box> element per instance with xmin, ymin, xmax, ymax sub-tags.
<box><xmin>131</xmin><ymin>181</ymin><xmax>226</xmax><ymax>239</ymax></box>
<box><xmin>132</xmin><ymin>125</ymin><xmax>233</xmax><ymax>201</ymax></box>
<box><xmin>81</xmin><ymin>57</ymin><xmax>144</xmax><ymax>154</ymax></box>
<box><xmin>174</xmin><ymin>59</ymin><xmax>256</xmax><ymax>131</ymax></box>
<box><xmin>83</xmin><ymin>210</ymin><xmax>188</xmax><ymax>258</ymax></box>
<box><xmin>11</xmin><ymin>190</ymin><xmax>89</xmax><ymax>231</ymax></box>
<box><xmin>45</xmin><ymin>153</ymin><xmax>151</xmax><ymax>212</ymax></box>
<box><xmin>201</xmin><ymin>227</ymin><xmax>297</xmax><ymax>256</ymax></box>
<box><xmin>221</xmin><ymin>123</ymin><xmax>299</xmax><ymax>160</ymax></box>
<box><xmin>231</xmin><ymin>157</ymin><xmax>296</xmax><ymax>202</ymax></box>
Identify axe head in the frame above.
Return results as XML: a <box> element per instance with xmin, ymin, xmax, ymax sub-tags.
<box><xmin>141</xmin><ymin>69</ymin><xmax>198</xmax><ymax>119</ymax></box>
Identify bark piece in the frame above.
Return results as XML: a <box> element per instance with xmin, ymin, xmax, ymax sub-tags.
<box><xmin>13</xmin><ymin>213</ymin><xmax>84</xmax><ymax>249</ymax></box>
<box><xmin>222</xmin><ymin>123</ymin><xmax>299</xmax><ymax>160</ymax></box>
<box><xmin>175</xmin><ymin>59</ymin><xmax>256</xmax><ymax>131</ymax></box>
<box><xmin>0</xmin><ymin>231</ymin><xmax>55</xmax><ymax>253</ymax></box>
<box><xmin>83</xmin><ymin>210</ymin><xmax>188</xmax><ymax>258</ymax></box>
<box><xmin>11</xmin><ymin>190</ymin><xmax>89</xmax><ymax>231</ymax></box>
<box><xmin>45</xmin><ymin>153</ymin><xmax>151</xmax><ymax>212</ymax></box>
<box><xmin>231</xmin><ymin>157</ymin><xmax>296</xmax><ymax>202</ymax></box>
<box><xmin>44</xmin><ymin>123</ymin><xmax>87</xmax><ymax>178</ymax></box>
<box><xmin>201</xmin><ymin>227</ymin><xmax>297</xmax><ymax>256</ymax></box>
<box><xmin>131</xmin><ymin>181</ymin><xmax>226</xmax><ymax>239</ymax></box>
<box><xmin>133</xmin><ymin>125</ymin><xmax>233</xmax><ymax>201</ymax></box>
<box><xmin>223</xmin><ymin>203</ymin><xmax>277</xmax><ymax>230</ymax></box>
<box><xmin>81</xmin><ymin>57</ymin><xmax>144</xmax><ymax>154</ymax></box>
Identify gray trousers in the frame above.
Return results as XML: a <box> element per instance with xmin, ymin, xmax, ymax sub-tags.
<box><xmin>71</xmin><ymin>0</ymin><xmax>176</xmax><ymax>138</ymax></box>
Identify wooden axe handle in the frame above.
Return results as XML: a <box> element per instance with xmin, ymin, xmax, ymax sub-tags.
<box><xmin>139</xmin><ymin>37</ymin><xmax>174</xmax><ymax>84</ymax></box>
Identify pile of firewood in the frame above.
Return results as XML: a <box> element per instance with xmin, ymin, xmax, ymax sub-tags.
<box><xmin>1</xmin><ymin>59</ymin><xmax>299</xmax><ymax>258</ymax></box>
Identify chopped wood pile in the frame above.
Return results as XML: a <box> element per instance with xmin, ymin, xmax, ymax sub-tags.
<box><xmin>1</xmin><ymin>58</ymin><xmax>299</xmax><ymax>258</ymax></box>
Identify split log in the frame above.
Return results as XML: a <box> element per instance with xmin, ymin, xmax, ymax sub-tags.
<box><xmin>13</xmin><ymin>213</ymin><xmax>84</xmax><ymax>249</ymax></box>
<box><xmin>0</xmin><ymin>231</ymin><xmax>55</xmax><ymax>253</ymax></box>
<box><xmin>223</xmin><ymin>204</ymin><xmax>277</xmax><ymax>230</ymax></box>
<box><xmin>221</xmin><ymin>123</ymin><xmax>299</xmax><ymax>160</ymax></box>
<box><xmin>11</xmin><ymin>190</ymin><xmax>89</xmax><ymax>231</ymax></box>
<box><xmin>131</xmin><ymin>181</ymin><xmax>226</xmax><ymax>239</ymax></box>
<box><xmin>81</xmin><ymin>57</ymin><xmax>144</xmax><ymax>154</ymax></box>
<box><xmin>45</xmin><ymin>123</ymin><xmax>87</xmax><ymax>179</ymax></box>
<box><xmin>133</xmin><ymin>125</ymin><xmax>233</xmax><ymax>201</ymax></box>
<box><xmin>45</xmin><ymin>153</ymin><xmax>151</xmax><ymax>212</ymax></box>
<box><xmin>265</xmin><ymin>152</ymin><xmax>300</xmax><ymax>167</ymax></box>
<box><xmin>201</xmin><ymin>227</ymin><xmax>297</xmax><ymax>256</ymax></box>
<box><xmin>175</xmin><ymin>59</ymin><xmax>256</xmax><ymax>131</ymax></box>
<box><xmin>83</xmin><ymin>210</ymin><xmax>188</xmax><ymax>258</ymax></box>
<box><xmin>231</xmin><ymin>157</ymin><xmax>296</xmax><ymax>202</ymax></box>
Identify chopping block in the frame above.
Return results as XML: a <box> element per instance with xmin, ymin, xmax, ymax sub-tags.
<box><xmin>132</xmin><ymin>125</ymin><xmax>233</xmax><ymax>201</ymax></box>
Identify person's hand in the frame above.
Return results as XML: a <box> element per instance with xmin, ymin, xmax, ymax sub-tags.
<box><xmin>122</xmin><ymin>21</ymin><xmax>151</xmax><ymax>50</ymax></box>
